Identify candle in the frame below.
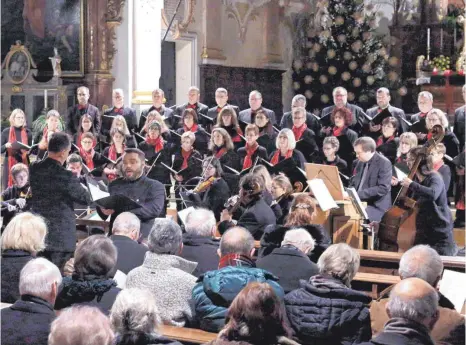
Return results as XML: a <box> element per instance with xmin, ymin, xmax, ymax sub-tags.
<box><xmin>454</xmin><ymin>27</ymin><xmax>457</xmax><ymax>48</ymax></box>
<box><xmin>44</xmin><ymin>89</ymin><xmax>48</xmax><ymax>109</ymax></box>
<box><xmin>427</xmin><ymin>28</ymin><xmax>430</xmax><ymax>55</ymax></box>
<box><xmin>440</xmin><ymin>28</ymin><xmax>443</xmax><ymax>53</ymax></box>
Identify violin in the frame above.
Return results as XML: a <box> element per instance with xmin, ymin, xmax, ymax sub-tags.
<box><xmin>224</xmin><ymin>181</ymin><xmax>261</xmax><ymax>215</ymax></box>
<box><xmin>193</xmin><ymin>176</ymin><xmax>216</xmax><ymax>193</ymax></box>
<box><xmin>19</xmin><ymin>186</ymin><xmax>32</xmax><ymax>199</ymax></box>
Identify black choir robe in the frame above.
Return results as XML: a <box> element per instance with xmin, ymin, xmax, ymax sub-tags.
<box><xmin>321</xmin><ymin>103</ymin><xmax>368</xmax><ymax>135</ymax></box>
<box><xmin>295</xmin><ymin>128</ymin><xmax>319</xmax><ymax>163</ymax></box>
<box><xmin>237</xmin><ymin>145</ymin><xmax>268</xmax><ymax>170</ymax></box>
<box><xmin>1</xmin><ymin>127</ymin><xmax>32</xmax><ymax>190</ymax></box>
<box><xmin>280</xmin><ymin>111</ymin><xmax>321</xmax><ymax>135</ymax></box>
<box><xmin>174</xmin><ymin>102</ymin><xmax>209</xmax><ymax>130</ymax></box>
<box><xmin>66</xmin><ymin>103</ymin><xmax>101</xmax><ymax>134</ymax></box>
<box><xmin>102</xmin><ymin>107</ymin><xmax>138</xmax><ymax>138</ymax></box>
<box><xmin>268</xmin><ymin>150</ymin><xmax>306</xmax><ymax>170</ymax></box>
<box><xmin>206</xmin><ymin>104</ymin><xmax>240</xmax><ymax>129</ymax></box>
<box><xmin>376</xmin><ymin>137</ymin><xmax>399</xmax><ymax>164</ymax></box>
<box><xmin>322</xmin><ymin>127</ymin><xmax>358</xmax><ymax>173</ymax></box>
<box><xmin>257</xmin><ymin>127</ymin><xmax>278</xmax><ymax>155</ymax></box>
<box><xmin>138</xmin><ymin>141</ymin><xmax>172</xmax><ymax>185</ymax></box>
<box><xmin>176</xmin><ymin>126</ymin><xmax>210</xmax><ymax>156</ymax></box>
<box><xmin>139</xmin><ymin>105</ymin><xmax>175</xmax><ymax>131</ymax></box>
<box><xmin>172</xmin><ymin>149</ymin><xmax>203</xmax><ymax>183</ymax></box>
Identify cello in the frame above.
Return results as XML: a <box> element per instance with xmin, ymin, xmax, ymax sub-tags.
<box><xmin>378</xmin><ymin>124</ymin><xmax>445</xmax><ymax>252</ymax></box>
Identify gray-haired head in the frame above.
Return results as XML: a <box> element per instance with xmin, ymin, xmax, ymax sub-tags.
<box><xmin>282</xmin><ymin>228</ymin><xmax>315</xmax><ymax>255</ymax></box>
<box><xmin>317</xmin><ymin>243</ymin><xmax>360</xmax><ymax>287</ymax></box>
<box><xmin>399</xmin><ymin>245</ymin><xmax>444</xmax><ymax>287</ymax></box>
<box><xmin>110</xmin><ymin>288</ymin><xmax>161</xmax><ymax>336</ymax></box>
<box><xmin>19</xmin><ymin>258</ymin><xmax>62</xmax><ymax>303</ymax></box>
<box><xmin>112</xmin><ymin>212</ymin><xmax>141</xmax><ymax>240</ymax></box>
<box><xmin>354</xmin><ymin>136</ymin><xmax>376</xmax><ymax>153</ymax></box>
<box><xmin>147</xmin><ymin>219</ymin><xmax>182</xmax><ymax>255</ymax></box>
<box><xmin>219</xmin><ymin>226</ymin><xmax>255</xmax><ymax>257</ymax></box>
<box><xmin>418</xmin><ymin>91</ymin><xmax>433</xmax><ymax>102</ymax></box>
<box><xmin>185</xmin><ymin>208</ymin><xmax>216</xmax><ymax>237</ymax></box>
<box><xmin>387</xmin><ymin>277</ymin><xmax>439</xmax><ymax>329</ymax></box>
<box><xmin>292</xmin><ymin>94</ymin><xmax>307</xmax><ymax>107</ymax></box>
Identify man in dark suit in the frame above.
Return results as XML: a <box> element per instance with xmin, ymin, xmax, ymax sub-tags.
<box><xmin>365</xmin><ymin>87</ymin><xmax>408</xmax><ymax>137</ymax></box>
<box><xmin>205</xmin><ymin>88</ymin><xmax>240</xmax><ymax>129</ymax></box>
<box><xmin>238</xmin><ymin>90</ymin><xmax>277</xmax><ymax>126</ymax></box>
<box><xmin>321</xmin><ymin>86</ymin><xmax>368</xmax><ymax>134</ymax></box>
<box><xmin>1</xmin><ymin>258</ymin><xmax>61</xmax><ymax>345</ymax></box>
<box><xmin>66</xmin><ymin>86</ymin><xmax>101</xmax><ymax>135</ymax></box>
<box><xmin>180</xmin><ymin>208</ymin><xmax>220</xmax><ymax>277</ymax></box>
<box><xmin>30</xmin><ymin>132</ymin><xmax>91</xmax><ymax>270</ymax></box>
<box><xmin>350</xmin><ymin>137</ymin><xmax>392</xmax><ymax>222</ymax></box>
<box><xmin>409</xmin><ymin>91</ymin><xmax>434</xmax><ymax>140</ymax></box>
<box><xmin>174</xmin><ymin>86</ymin><xmax>209</xmax><ymax>127</ymax></box>
<box><xmin>110</xmin><ymin>212</ymin><xmax>148</xmax><ymax>275</ymax></box>
<box><xmin>139</xmin><ymin>88</ymin><xmax>175</xmax><ymax>131</ymax></box>
<box><xmin>280</xmin><ymin>94</ymin><xmax>321</xmax><ymax>134</ymax></box>
<box><xmin>97</xmin><ymin>148</ymin><xmax>165</xmax><ymax>240</ymax></box>
<box><xmin>102</xmin><ymin>89</ymin><xmax>137</xmax><ymax>139</ymax></box>
<box><xmin>453</xmin><ymin>85</ymin><xmax>465</xmax><ymax>151</ymax></box>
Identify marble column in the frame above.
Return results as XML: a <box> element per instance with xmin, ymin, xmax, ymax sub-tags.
<box><xmin>200</xmin><ymin>0</ymin><xmax>227</xmax><ymax>65</ymax></box>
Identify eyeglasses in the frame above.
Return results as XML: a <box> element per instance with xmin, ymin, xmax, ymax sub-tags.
<box><xmin>81</xmin><ymin>140</ymin><xmax>93</xmax><ymax>144</ymax></box>
<box><xmin>293</xmin><ymin>116</ymin><xmax>305</xmax><ymax>120</ymax></box>
<box><xmin>77</xmin><ymin>93</ymin><xmax>87</xmax><ymax>96</ymax></box>
<box><xmin>382</xmin><ymin>125</ymin><xmax>395</xmax><ymax>129</ymax></box>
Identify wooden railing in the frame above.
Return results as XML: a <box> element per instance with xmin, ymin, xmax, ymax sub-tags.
<box><xmin>161</xmin><ymin>325</ymin><xmax>217</xmax><ymax>344</ymax></box>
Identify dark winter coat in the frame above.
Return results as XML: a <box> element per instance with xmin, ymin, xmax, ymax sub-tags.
<box><xmin>1</xmin><ymin>250</ymin><xmax>34</xmax><ymax>303</ymax></box>
<box><xmin>180</xmin><ymin>234</ymin><xmax>220</xmax><ymax>277</ymax></box>
<box><xmin>110</xmin><ymin>235</ymin><xmax>148</xmax><ymax>275</ymax></box>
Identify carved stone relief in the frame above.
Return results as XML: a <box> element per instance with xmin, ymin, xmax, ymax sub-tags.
<box><xmin>162</xmin><ymin>0</ymin><xmax>196</xmax><ymax>39</ymax></box>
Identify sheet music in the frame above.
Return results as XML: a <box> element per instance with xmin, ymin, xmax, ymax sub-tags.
<box><xmin>88</xmin><ymin>181</ymin><xmax>110</xmax><ymax>201</ymax></box>
<box><xmin>178</xmin><ymin>206</ymin><xmax>195</xmax><ymax>226</ymax></box>
<box><xmin>307</xmin><ymin>179</ymin><xmax>338</xmax><ymax>212</ymax></box>
<box><xmin>113</xmin><ymin>270</ymin><xmax>127</xmax><ymax>289</ymax></box>
<box><xmin>346</xmin><ymin>187</ymin><xmax>369</xmax><ymax>220</ymax></box>
<box><xmin>439</xmin><ymin>269</ymin><xmax>466</xmax><ymax>312</ymax></box>
<box><xmin>395</xmin><ymin>167</ymin><xmax>407</xmax><ymax>180</ymax></box>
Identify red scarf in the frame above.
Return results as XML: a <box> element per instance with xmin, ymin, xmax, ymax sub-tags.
<box><xmin>78</xmin><ymin>104</ymin><xmax>87</xmax><ymax>110</ymax></box>
<box><xmin>231</xmin><ymin>127</ymin><xmax>244</xmax><ymax>143</ymax></box>
<box><xmin>292</xmin><ymin>124</ymin><xmax>307</xmax><ymax>141</ymax></box>
<box><xmin>243</xmin><ymin>142</ymin><xmax>258</xmax><ymax>170</ymax></box>
<box><xmin>107</xmin><ymin>144</ymin><xmax>124</xmax><ymax>181</ymax></box>
<box><xmin>332</xmin><ymin>126</ymin><xmax>345</xmax><ymax>137</ymax></box>
<box><xmin>181</xmin><ymin>149</ymin><xmax>192</xmax><ymax>170</ymax></box>
<box><xmin>114</xmin><ymin>107</ymin><xmax>124</xmax><ymax>114</ymax></box>
<box><xmin>433</xmin><ymin>161</ymin><xmax>444</xmax><ymax>171</ymax></box>
<box><xmin>7</xmin><ymin>126</ymin><xmax>28</xmax><ymax>187</ymax></box>
<box><xmin>215</xmin><ymin>146</ymin><xmax>227</xmax><ymax>158</ymax></box>
<box><xmin>187</xmin><ymin>103</ymin><xmax>197</xmax><ymax>109</ymax></box>
<box><xmin>217</xmin><ymin>106</ymin><xmax>223</xmax><ymax>113</ymax></box>
<box><xmin>80</xmin><ymin>147</ymin><xmax>95</xmax><ymax>170</ymax></box>
<box><xmin>427</xmin><ymin>132</ymin><xmax>433</xmax><ymax>140</ymax></box>
<box><xmin>184</xmin><ymin>123</ymin><xmax>198</xmax><ymax>133</ymax></box>
<box><xmin>419</xmin><ymin>112</ymin><xmax>428</xmax><ymax>118</ymax></box>
<box><xmin>397</xmin><ymin>153</ymin><xmax>407</xmax><ymax>163</ymax></box>
<box><xmin>146</xmin><ymin>136</ymin><xmax>164</xmax><ymax>152</ymax></box>
<box><xmin>270</xmin><ymin>149</ymin><xmax>293</xmax><ymax>165</ymax></box>
<box><xmin>218</xmin><ymin>253</ymin><xmax>255</xmax><ymax>269</ymax></box>
<box><xmin>376</xmin><ymin>135</ymin><xmax>395</xmax><ymax>147</ymax></box>
<box><xmin>77</xmin><ymin>132</ymin><xmax>96</xmax><ymax>149</ymax></box>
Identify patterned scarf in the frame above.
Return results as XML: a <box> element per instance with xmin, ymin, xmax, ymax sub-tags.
<box><xmin>292</xmin><ymin>123</ymin><xmax>307</xmax><ymax>141</ymax></box>
<box><xmin>218</xmin><ymin>253</ymin><xmax>255</xmax><ymax>269</ymax></box>
<box><xmin>243</xmin><ymin>142</ymin><xmax>258</xmax><ymax>170</ymax></box>
<box><xmin>214</xmin><ymin>145</ymin><xmax>227</xmax><ymax>159</ymax></box>
<box><xmin>270</xmin><ymin>149</ymin><xmax>293</xmax><ymax>165</ymax></box>
<box><xmin>7</xmin><ymin>126</ymin><xmax>28</xmax><ymax>187</ymax></box>
<box><xmin>181</xmin><ymin>148</ymin><xmax>192</xmax><ymax>170</ymax></box>
<box><xmin>146</xmin><ymin>136</ymin><xmax>164</xmax><ymax>152</ymax></box>
<box><xmin>184</xmin><ymin>123</ymin><xmax>198</xmax><ymax>133</ymax></box>
<box><xmin>332</xmin><ymin>126</ymin><xmax>346</xmax><ymax>137</ymax></box>
<box><xmin>80</xmin><ymin>147</ymin><xmax>95</xmax><ymax>170</ymax></box>
<box><xmin>376</xmin><ymin>135</ymin><xmax>395</xmax><ymax>147</ymax></box>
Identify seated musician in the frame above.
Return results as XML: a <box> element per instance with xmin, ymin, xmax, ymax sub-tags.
<box><xmin>78</xmin><ymin>132</ymin><xmax>107</xmax><ymax>173</ymax></box>
<box><xmin>268</xmin><ymin>128</ymin><xmax>306</xmax><ymax>169</ymax></box>
<box><xmin>1</xmin><ymin>109</ymin><xmax>32</xmax><ymax>189</ymax></box>
<box><xmin>97</xmin><ymin>148</ymin><xmax>165</xmax><ymax>239</ymax></box>
<box><xmin>350</xmin><ymin>137</ymin><xmax>392</xmax><ymax>222</ymax></box>
<box><xmin>291</xmin><ymin>106</ymin><xmax>319</xmax><ymax>162</ymax></box>
<box><xmin>237</xmin><ymin>124</ymin><xmax>268</xmax><ymax>171</ymax></box>
<box><xmin>66</xmin><ymin>154</ymin><xmax>86</xmax><ymax>183</ymax></box>
<box><xmin>399</xmin><ymin>146</ymin><xmax>457</xmax><ymax>256</ymax></box>
<box><xmin>1</xmin><ymin>163</ymin><xmax>30</xmax><ymax>229</ymax></box>
<box><xmin>176</xmin><ymin>108</ymin><xmax>210</xmax><ymax>155</ymax></box>
<box><xmin>215</xmin><ymin>107</ymin><xmax>244</xmax><ymax>150</ymax></box>
<box><xmin>259</xmin><ymin>193</ymin><xmax>331</xmax><ymax>263</ymax></box>
<box><xmin>391</xmin><ymin>132</ymin><xmax>418</xmax><ymax>201</ymax></box>
<box><xmin>250</xmin><ymin>165</ymin><xmax>274</xmax><ymax>205</ymax></box>
<box><xmin>322</xmin><ymin>136</ymin><xmax>348</xmax><ymax>176</ymax></box>
<box><xmin>454</xmin><ymin>150</ymin><xmax>465</xmax><ymax>228</ymax></box>
<box><xmin>186</xmin><ymin>156</ymin><xmax>230</xmax><ymax>221</ymax></box>
<box><xmin>73</xmin><ymin>114</ymin><xmax>97</xmax><ymax>149</ymax></box>
<box><xmin>375</xmin><ymin>116</ymin><xmax>399</xmax><ymax>164</ymax></box>
<box><xmin>109</xmin><ymin>115</ymin><xmax>136</xmax><ymax>148</ymax></box>
<box><xmin>219</xmin><ymin>173</ymin><xmax>276</xmax><ymax>240</ymax></box>
<box><xmin>103</xmin><ymin>128</ymin><xmax>126</xmax><ymax>182</ymax></box>
<box><xmin>270</xmin><ymin>174</ymin><xmax>294</xmax><ymax>224</ymax></box>
<box><xmin>255</xmin><ymin>109</ymin><xmax>277</xmax><ymax>155</ymax></box>
<box><xmin>320</xmin><ymin>107</ymin><xmax>358</xmax><ymax>172</ymax></box>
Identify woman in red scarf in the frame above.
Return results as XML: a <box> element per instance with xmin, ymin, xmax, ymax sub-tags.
<box><xmin>268</xmin><ymin>128</ymin><xmax>305</xmax><ymax>169</ymax></box>
<box><xmin>78</xmin><ymin>132</ymin><xmax>106</xmax><ymax>174</ymax></box>
<box><xmin>109</xmin><ymin>115</ymin><xmax>136</xmax><ymax>148</ymax></box>
<box><xmin>209</xmin><ymin>128</ymin><xmax>241</xmax><ymax>171</ymax></box>
<box><xmin>176</xmin><ymin>108</ymin><xmax>210</xmax><ymax>155</ymax></box>
<box><xmin>255</xmin><ymin>110</ymin><xmax>277</xmax><ymax>155</ymax></box>
<box><xmin>237</xmin><ymin>124</ymin><xmax>267</xmax><ymax>170</ymax></box>
<box><xmin>103</xmin><ymin>128</ymin><xmax>126</xmax><ymax>182</ymax></box>
<box><xmin>74</xmin><ymin>114</ymin><xmax>97</xmax><ymax>149</ymax></box>
<box><xmin>291</xmin><ymin>107</ymin><xmax>319</xmax><ymax>162</ymax></box>
<box><xmin>320</xmin><ymin>107</ymin><xmax>358</xmax><ymax>173</ymax></box>
<box><xmin>375</xmin><ymin>116</ymin><xmax>399</xmax><ymax>164</ymax></box>
<box><xmin>1</xmin><ymin>109</ymin><xmax>32</xmax><ymax>188</ymax></box>
<box><xmin>215</xmin><ymin>107</ymin><xmax>244</xmax><ymax>151</ymax></box>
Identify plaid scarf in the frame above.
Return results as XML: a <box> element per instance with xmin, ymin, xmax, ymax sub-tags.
<box><xmin>218</xmin><ymin>253</ymin><xmax>255</xmax><ymax>269</ymax></box>
<box><xmin>7</xmin><ymin>126</ymin><xmax>28</xmax><ymax>187</ymax></box>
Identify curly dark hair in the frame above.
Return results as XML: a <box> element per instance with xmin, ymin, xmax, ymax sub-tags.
<box><xmin>331</xmin><ymin>107</ymin><xmax>353</xmax><ymax>126</ymax></box>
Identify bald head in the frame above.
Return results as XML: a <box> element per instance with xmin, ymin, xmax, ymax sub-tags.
<box><xmin>219</xmin><ymin>227</ymin><xmax>255</xmax><ymax>257</ymax></box>
<box><xmin>112</xmin><ymin>212</ymin><xmax>141</xmax><ymax>240</ymax></box>
<box><xmin>399</xmin><ymin>245</ymin><xmax>443</xmax><ymax>287</ymax></box>
<box><xmin>387</xmin><ymin>278</ymin><xmax>439</xmax><ymax>329</ymax></box>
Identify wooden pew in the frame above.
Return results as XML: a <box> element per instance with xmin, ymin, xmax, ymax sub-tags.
<box><xmin>161</xmin><ymin>325</ymin><xmax>217</xmax><ymax>344</ymax></box>
<box><xmin>352</xmin><ymin>272</ymin><xmax>400</xmax><ymax>299</ymax></box>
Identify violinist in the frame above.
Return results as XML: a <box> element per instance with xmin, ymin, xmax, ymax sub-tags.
<box><xmin>102</xmin><ymin>128</ymin><xmax>126</xmax><ymax>182</ymax></box>
<box><xmin>1</xmin><ymin>109</ymin><xmax>32</xmax><ymax>189</ymax></box>
<box><xmin>255</xmin><ymin>109</ymin><xmax>277</xmax><ymax>155</ymax></box>
<box><xmin>78</xmin><ymin>132</ymin><xmax>107</xmax><ymax>174</ymax></box>
<box><xmin>73</xmin><ymin>114</ymin><xmax>98</xmax><ymax>149</ymax></box>
<box><xmin>291</xmin><ymin>107</ymin><xmax>319</xmax><ymax>162</ymax></box>
<box><xmin>186</xmin><ymin>157</ymin><xmax>230</xmax><ymax>221</ymax></box>
<box><xmin>109</xmin><ymin>115</ymin><xmax>137</xmax><ymax>148</ymax></box>
<box><xmin>176</xmin><ymin>108</ymin><xmax>210</xmax><ymax>155</ymax></box>
<box><xmin>399</xmin><ymin>146</ymin><xmax>457</xmax><ymax>256</ymax></box>
<box><xmin>321</xmin><ymin>136</ymin><xmax>348</xmax><ymax>177</ymax></box>
<box><xmin>1</xmin><ymin>163</ymin><xmax>31</xmax><ymax>229</ymax></box>
<box><xmin>237</xmin><ymin>124</ymin><xmax>268</xmax><ymax>170</ymax></box>
<box><xmin>270</xmin><ymin>175</ymin><xmax>294</xmax><ymax>224</ymax></box>
<box><xmin>268</xmin><ymin>128</ymin><xmax>306</xmax><ymax>169</ymax></box>
<box><xmin>375</xmin><ymin>117</ymin><xmax>399</xmax><ymax>164</ymax></box>
<box><xmin>215</xmin><ymin>107</ymin><xmax>244</xmax><ymax>151</ymax></box>
<box><xmin>219</xmin><ymin>173</ymin><xmax>276</xmax><ymax>240</ymax></box>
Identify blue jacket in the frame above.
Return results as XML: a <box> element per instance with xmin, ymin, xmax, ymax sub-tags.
<box><xmin>192</xmin><ymin>265</ymin><xmax>284</xmax><ymax>332</ymax></box>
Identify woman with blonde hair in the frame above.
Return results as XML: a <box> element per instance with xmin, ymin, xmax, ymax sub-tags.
<box><xmin>269</xmin><ymin>128</ymin><xmax>306</xmax><ymax>169</ymax></box>
<box><xmin>426</xmin><ymin>108</ymin><xmax>460</xmax><ymax>161</ymax></box>
<box><xmin>1</xmin><ymin>212</ymin><xmax>47</xmax><ymax>303</ymax></box>
<box><xmin>259</xmin><ymin>193</ymin><xmax>330</xmax><ymax>263</ymax></box>
<box><xmin>271</xmin><ymin>174</ymin><xmax>294</xmax><ymax>224</ymax></box>
<box><xmin>1</xmin><ymin>109</ymin><xmax>32</xmax><ymax>188</ymax></box>
<box><xmin>396</xmin><ymin>132</ymin><xmax>418</xmax><ymax>167</ymax></box>
<box><xmin>110</xmin><ymin>115</ymin><xmax>136</xmax><ymax>148</ymax></box>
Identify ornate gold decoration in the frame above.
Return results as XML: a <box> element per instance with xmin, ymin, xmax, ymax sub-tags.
<box><xmin>107</xmin><ymin>0</ymin><xmax>125</xmax><ymax>22</ymax></box>
<box><xmin>161</xmin><ymin>0</ymin><xmax>196</xmax><ymax>39</ymax></box>
<box><xmin>106</xmin><ymin>0</ymin><xmax>126</xmax><ymax>70</ymax></box>
<box><xmin>102</xmin><ymin>104</ymin><xmax>110</xmax><ymax>113</ymax></box>
<box><xmin>12</xmin><ymin>85</ymin><xmax>23</xmax><ymax>93</ymax></box>
<box><xmin>100</xmin><ymin>29</ymin><xmax>108</xmax><ymax>70</ymax></box>
<box><xmin>90</xmin><ymin>26</ymin><xmax>95</xmax><ymax>70</ymax></box>
<box><xmin>223</xmin><ymin>0</ymin><xmax>270</xmax><ymax>42</ymax></box>
<box><xmin>2</xmin><ymin>41</ymin><xmax>36</xmax><ymax>85</ymax></box>
<box><xmin>201</xmin><ymin>47</ymin><xmax>209</xmax><ymax>59</ymax></box>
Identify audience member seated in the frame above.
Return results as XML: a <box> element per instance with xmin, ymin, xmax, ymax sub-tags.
<box><xmin>180</xmin><ymin>208</ymin><xmax>220</xmax><ymax>277</ymax></box>
<box><xmin>205</xmin><ymin>282</ymin><xmax>299</xmax><ymax>345</ymax></box>
<box><xmin>110</xmin><ymin>212</ymin><xmax>148</xmax><ymax>275</ymax></box>
<box><xmin>192</xmin><ymin>226</ymin><xmax>284</xmax><ymax>333</ymax></box>
<box><xmin>126</xmin><ymin>219</ymin><xmax>197</xmax><ymax>327</ymax></box>
<box><xmin>370</xmin><ymin>245</ymin><xmax>465</xmax><ymax>345</ymax></box>
<box><xmin>256</xmin><ymin>229</ymin><xmax>319</xmax><ymax>293</ymax></box>
<box><xmin>48</xmin><ymin>305</ymin><xmax>114</xmax><ymax>345</ymax></box>
<box><xmin>259</xmin><ymin>193</ymin><xmax>331</xmax><ymax>263</ymax></box>
<box><xmin>110</xmin><ymin>288</ymin><xmax>182</xmax><ymax>345</ymax></box>
<box><xmin>360</xmin><ymin>278</ymin><xmax>440</xmax><ymax>345</ymax></box>
<box><xmin>1</xmin><ymin>258</ymin><xmax>61</xmax><ymax>345</ymax></box>
<box><xmin>285</xmin><ymin>243</ymin><xmax>371</xmax><ymax>345</ymax></box>
<box><xmin>1</xmin><ymin>212</ymin><xmax>47</xmax><ymax>303</ymax></box>
<box><xmin>54</xmin><ymin>235</ymin><xmax>121</xmax><ymax>314</ymax></box>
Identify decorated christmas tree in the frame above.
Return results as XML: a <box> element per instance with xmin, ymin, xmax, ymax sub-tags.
<box><xmin>292</xmin><ymin>0</ymin><xmax>406</xmax><ymax>114</ymax></box>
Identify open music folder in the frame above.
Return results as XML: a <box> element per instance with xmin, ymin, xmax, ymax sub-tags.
<box><xmin>85</xmin><ymin>177</ymin><xmax>141</xmax><ymax>212</ymax></box>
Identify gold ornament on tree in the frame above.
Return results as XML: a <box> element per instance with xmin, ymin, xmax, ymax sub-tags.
<box><xmin>305</xmin><ymin>90</ymin><xmax>313</xmax><ymax>99</ymax></box>
<box><xmin>320</xmin><ymin>75</ymin><xmax>329</xmax><ymax>84</ymax></box>
<box><xmin>359</xmin><ymin>94</ymin><xmax>369</xmax><ymax>103</ymax></box>
<box><xmin>337</xmin><ymin>34</ymin><xmax>347</xmax><ymax>43</ymax></box>
<box><xmin>362</xmin><ymin>63</ymin><xmax>371</xmax><ymax>72</ymax></box>
<box><xmin>362</xmin><ymin>32</ymin><xmax>372</xmax><ymax>41</ymax></box>
<box><xmin>388</xmin><ymin>57</ymin><xmax>399</xmax><ymax>67</ymax></box>
<box><xmin>321</xmin><ymin>94</ymin><xmax>330</xmax><ymax>103</ymax></box>
<box><xmin>294</xmin><ymin>82</ymin><xmax>301</xmax><ymax>90</ymax></box>
<box><xmin>342</xmin><ymin>71</ymin><xmax>351</xmax><ymax>81</ymax></box>
<box><xmin>353</xmin><ymin>78</ymin><xmax>362</xmax><ymax>87</ymax></box>
<box><xmin>304</xmin><ymin>75</ymin><xmax>313</xmax><ymax>84</ymax></box>
<box><xmin>335</xmin><ymin>16</ymin><xmax>345</xmax><ymax>25</ymax></box>
<box><xmin>327</xmin><ymin>49</ymin><xmax>336</xmax><ymax>59</ymax></box>
<box><xmin>398</xmin><ymin>86</ymin><xmax>407</xmax><ymax>96</ymax></box>
<box><xmin>312</xmin><ymin>62</ymin><xmax>319</xmax><ymax>72</ymax></box>
<box><xmin>349</xmin><ymin>61</ymin><xmax>358</xmax><ymax>70</ymax></box>
<box><xmin>343</xmin><ymin>51</ymin><xmax>353</xmax><ymax>60</ymax></box>
<box><xmin>328</xmin><ymin>66</ymin><xmax>337</xmax><ymax>75</ymax></box>
<box><xmin>347</xmin><ymin>92</ymin><xmax>355</xmax><ymax>101</ymax></box>
<box><xmin>366</xmin><ymin>75</ymin><xmax>375</xmax><ymax>85</ymax></box>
